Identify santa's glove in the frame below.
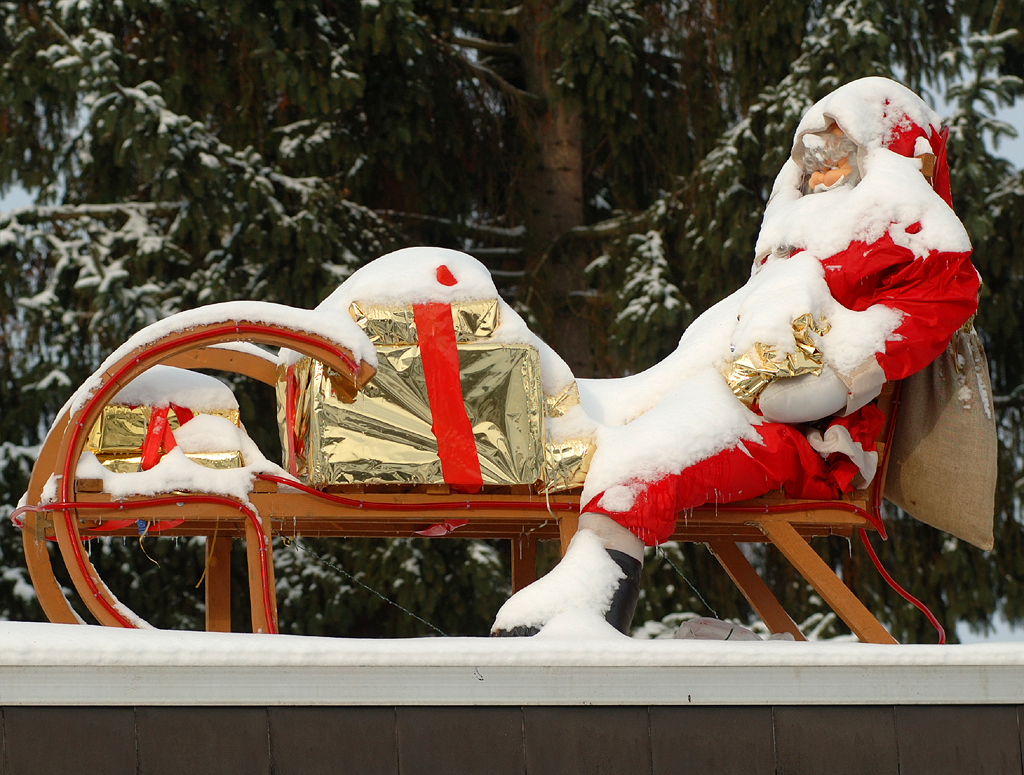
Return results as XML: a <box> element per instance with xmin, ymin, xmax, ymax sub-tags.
<box><xmin>758</xmin><ymin>365</ymin><xmax>848</xmax><ymax>424</ymax></box>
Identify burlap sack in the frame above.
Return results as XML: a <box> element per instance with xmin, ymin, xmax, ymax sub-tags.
<box><xmin>884</xmin><ymin>326</ymin><xmax>997</xmax><ymax>550</ymax></box>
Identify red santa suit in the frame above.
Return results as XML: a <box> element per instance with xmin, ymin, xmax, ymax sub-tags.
<box><xmin>579</xmin><ymin>78</ymin><xmax>980</xmax><ymax>546</ymax></box>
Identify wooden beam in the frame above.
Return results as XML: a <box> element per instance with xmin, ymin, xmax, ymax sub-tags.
<box><xmin>758</xmin><ymin>520</ymin><xmax>897</xmax><ymax>644</ymax></box>
<box><xmin>204</xmin><ymin>535</ymin><xmax>232</xmax><ymax>633</ymax></box>
<box><xmin>510</xmin><ymin>535</ymin><xmax>537</xmax><ymax>592</ymax></box>
<box><xmin>163</xmin><ymin>346</ymin><xmax>278</xmax><ymax>385</ymax></box>
<box><xmin>558</xmin><ymin>513</ymin><xmax>579</xmax><ymax>557</ymax></box>
<box><xmin>244</xmin><ymin>514</ymin><xmax>277</xmax><ymax>634</ymax></box>
<box><xmin>22</xmin><ymin>413</ymin><xmax>81</xmax><ymax>625</ymax></box>
<box><xmin>51</xmin><ymin>504</ymin><xmax>127</xmax><ymax>627</ymax></box>
<box><xmin>707</xmin><ymin>541</ymin><xmax>805</xmax><ymax>641</ymax></box>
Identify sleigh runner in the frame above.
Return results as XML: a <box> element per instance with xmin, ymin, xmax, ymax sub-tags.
<box><xmin>18</xmin><ymin>274</ymin><xmax>907</xmax><ymax>644</ymax></box>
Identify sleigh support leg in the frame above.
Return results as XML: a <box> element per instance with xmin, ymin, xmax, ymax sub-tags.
<box><xmin>204</xmin><ymin>534</ymin><xmax>232</xmax><ymax>633</ymax></box>
<box><xmin>22</xmin><ymin>512</ymin><xmax>81</xmax><ymax>625</ymax></box>
<box><xmin>244</xmin><ymin>514</ymin><xmax>278</xmax><ymax>634</ymax></box>
<box><xmin>558</xmin><ymin>513</ymin><xmax>579</xmax><ymax>557</ymax></box>
<box><xmin>758</xmin><ymin>520</ymin><xmax>897</xmax><ymax>644</ymax></box>
<box><xmin>511</xmin><ymin>535</ymin><xmax>537</xmax><ymax>592</ymax></box>
<box><xmin>707</xmin><ymin>540</ymin><xmax>806</xmax><ymax>640</ymax></box>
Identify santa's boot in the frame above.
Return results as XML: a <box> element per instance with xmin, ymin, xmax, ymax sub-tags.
<box><xmin>603</xmin><ymin>548</ymin><xmax>642</xmax><ymax>634</ymax></box>
<box><xmin>490</xmin><ymin>513</ymin><xmax>644</xmax><ymax>636</ymax></box>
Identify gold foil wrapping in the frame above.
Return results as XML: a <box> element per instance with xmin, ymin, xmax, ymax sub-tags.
<box><xmin>96</xmin><ymin>451</ymin><xmax>244</xmax><ymax>474</ymax></box>
<box><xmin>541</xmin><ymin>439</ymin><xmax>593</xmax><ymax>493</ymax></box>
<box><xmin>279</xmin><ymin>298</ymin><xmax>594</xmax><ymax>492</ymax></box>
<box><xmin>86</xmin><ymin>405</ymin><xmax>243</xmax><ymax>472</ymax></box>
<box><xmin>723</xmin><ymin>313</ymin><xmax>831</xmax><ymax>408</ymax></box>
<box><xmin>545</xmin><ymin>381</ymin><xmax>582</xmax><ymax>419</ymax></box>
<box><xmin>284</xmin><ymin>343</ymin><xmax>545</xmax><ymax>488</ymax></box>
<box><xmin>349</xmin><ymin>299</ymin><xmax>500</xmax><ymax>345</ymax></box>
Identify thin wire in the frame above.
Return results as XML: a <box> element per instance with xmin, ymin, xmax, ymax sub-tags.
<box><xmin>656</xmin><ymin>545</ymin><xmax>719</xmax><ymax>620</ymax></box>
<box><xmin>281</xmin><ymin>536</ymin><xmax>448</xmax><ymax>637</ymax></box>
<box><xmin>195</xmin><ymin>522</ymin><xmax>219</xmax><ymax>589</ymax></box>
<box><xmin>137</xmin><ymin>522</ymin><xmax>160</xmax><ymax>567</ymax></box>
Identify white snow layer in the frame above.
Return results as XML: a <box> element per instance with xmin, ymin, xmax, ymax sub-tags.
<box><xmin>314</xmin><ymin>246</ymin><xmax>578</xmax><ymax>397</ymax></box>
<box><xmin>576</xmin><ymin>251</ymin><xmax>901</xmax><ymax>510</ymax></box>
<box><xmin>109</xmin><ymin>365</ymin><xmax>238</xmax><ymax>411</ymax></box>
<box><xmin>793</xmin><ymin>77</ymin><xmax>941</xmax><ymax>158</ymax></box>
<box><xmin>758</xmin><ymin>77</ymin><xmax>970</xmax><ymax>262</ymax></box>
<box><xmin>75</xmin><ymin>414</ymin><xmax>290</xmax><ymax>502</ymax></box>
<box><xmin>491</xmin><ymin>530</ymin><xmax>625</xmax><ymax>633</ymax></box>
<box><xmin>2</xmin><ymin>619</ymin><xmax>1023</xmax><ymax>669</ymax></box>
<box><xmin>67</xmin><ymin>300</ymin><xmax>378</xmax><ymax>419</ymax></box>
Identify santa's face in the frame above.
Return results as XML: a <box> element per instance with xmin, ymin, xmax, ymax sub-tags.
<box><xmin>799</xmin><ymin>124</ymin><xmax>859</xmax><ymax>194</ymax></box>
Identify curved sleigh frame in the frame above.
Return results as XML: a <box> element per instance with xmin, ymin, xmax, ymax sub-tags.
<box><xmin>19</xmin><ymin>314</ymin><xmax>901</xmax><ymax>643</ymax></box>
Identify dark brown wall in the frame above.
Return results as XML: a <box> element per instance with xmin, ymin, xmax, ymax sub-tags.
<box><xmin>2</xmin><ymin>704</ymin><xmax>1022</xmax><ymax>775</ymax></box>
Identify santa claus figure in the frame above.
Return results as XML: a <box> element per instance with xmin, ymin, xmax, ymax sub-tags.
<box><xmin>492</xmin><ymin>76</ymin><xmax>980</xmax><ymax>637</ymax></box>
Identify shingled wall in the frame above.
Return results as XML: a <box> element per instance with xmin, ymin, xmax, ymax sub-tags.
<box><xmin>2</xmin><ymin>704</ymin><xmax>1022</xmax><ymax>775</ymax></box>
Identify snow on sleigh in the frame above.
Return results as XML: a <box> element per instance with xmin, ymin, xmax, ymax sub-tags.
<box><xmin>15</xmin><ymin>243</ymin><xmax>991</xmax><ymax>644</ymax></box>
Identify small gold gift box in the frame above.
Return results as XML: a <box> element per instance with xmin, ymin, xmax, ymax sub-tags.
<box><xmin>86</xmin><ymin>404</ymin><xmax>243</xmax><ymax>473</ymax></box>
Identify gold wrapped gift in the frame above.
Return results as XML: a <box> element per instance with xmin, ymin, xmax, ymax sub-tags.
<box><xmin>280</xmin><ymin>343</ymin><xmax>545</xmax><ymax>488</ymax></box>
<box><xmin>278</xmin><ymin>298</ymin><xmax>593</xmax><ymax>492</ymax></box>
<box><xmin>723</xmin><ymin>313</ymin><xmax>831</xmax><ymax>408</ymax></box>
<box><xmin>86</xmin><ymin>405</ymin><xmax>243</xmax><ymax>472</ymax></box>
<box><xmin>350</xmin><ymin>299</ymin><xmax>500</xmax><ymax>345</ymax></box>
<box><xmin>541</xmin><ymin>438</ymin><xmax>594</xmax><ymax>494</ymax></box>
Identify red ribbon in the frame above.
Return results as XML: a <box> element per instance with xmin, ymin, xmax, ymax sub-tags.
<box><xmin>285</xmin><ymin>364</ymin><xmax>301</xmax><ymax>476</ymax></box>
<box><xmin>413</xmin><ymin>302</ymin><xmax>483</xmax><ymax>493</ymax></box>
<box><xmin>139</xmin><ymin>404</ymin><xmax>194</xmax><ymax>471</ymax></box>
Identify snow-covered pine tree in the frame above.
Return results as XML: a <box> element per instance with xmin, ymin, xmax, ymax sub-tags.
<box><xmin>1</xmin><ymin>0</ymin><xmax>1023</xmax><ymax>641</ymax></box>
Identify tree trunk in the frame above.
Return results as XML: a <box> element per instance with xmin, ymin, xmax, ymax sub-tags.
<box><xmin>518</xmin><ymin>0</ymin><xmax>591</xmax><ymax>376</ymax></box>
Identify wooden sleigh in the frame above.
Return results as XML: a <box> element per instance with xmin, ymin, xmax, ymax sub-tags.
<box><xmin>18</xmin><ymin>310</ymin><xmax>900</xmax><ymax>643</ymax></box>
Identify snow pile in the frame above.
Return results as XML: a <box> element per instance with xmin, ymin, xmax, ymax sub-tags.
<box><xmin>75</xmin><ymin>413</ymin><xmax>290</xmax><ymax>503</ymax></box>
<box><xmin>491</xmin><ymin>530</ymin><xmax>625</xmax><ymax>635</ymax></box>
<box><xmin>3</xmin><ymin>619</ymin><xmax>1024</xmax><ymax>669</ymax></box>
<box><xmin>307</xmin><ymin>246</ymin><xmax>590</xmax><ymax>444</ymax></box>
<box><xmin>318</xmin><ymin>247</ymin><xmax>504</xmax><ymax>307</ymax></box>
<box><xmin>794</xmin><ymin>77</ymin><xmax>940</xmax><ymax>158</ymax></box>
<box><xmin>576</xmin><ymin>249</ymin><xmax>901</xmax><ymax>510</ymax></box>
<box><xmin>314</xmin><ymin>246</ymin><xmax>578</xmax><ymax>400</ymax></box>
<box><xmin>108</xmin><ymin>365</ymin><xmax>237</xmax><ymax>411</ymax></box>
<box><xmin>67</xmin><ymin>300</ymin><xmax>377</xmax><ymax>419</ymax></box>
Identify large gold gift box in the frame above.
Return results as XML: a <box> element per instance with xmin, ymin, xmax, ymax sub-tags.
<box><xmin>277</xmin><ymin>299</ymin><xmax>590</xmax><ymax>491</ymax></box>
<box><xmin>86</xmin><ymin>404</ymin><xmax>243</xmax><ymax>473</ymax></box>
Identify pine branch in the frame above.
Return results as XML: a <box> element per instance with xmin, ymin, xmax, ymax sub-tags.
<box><xmin>451</xmin><ymin>34</ymin><xmax>517</xmax><ymax>56</ymax></box>
<box><xmin>455</xmin><ymin>50</ymin><xmax>536</xmax><ymax>104</ymax></box>
<box><xmin>452</xmin><ymin>5</ymin><xmax>523</xmax><ymax>22</ymax></box>
<box><xmin>0</xmin><ymin>202</ymin><xmax>182</xmax><ymax>223</ymax></box>
<box><xmin>989</xmin><ymin>0</ymin><xmax>1006</xmax><ymax>35</ymax></box>
<box><xmin>433</xmin><ymin>35</ymin><xmax>536</xmax><ymax>107</ymax></box>
<box><xmin>376</xmin><ymin>209</ymin><xmax>526</xmax><ymax>241</ymax></box>
<box><xmin>993</xmin><ymin>383</ymin><xmax>1024</xmax><ymax>410</ymax></box>
<box><xmin>562</xmin><ymin>212</ymin><xmax>652</xmax><ymax>240</ymax></box>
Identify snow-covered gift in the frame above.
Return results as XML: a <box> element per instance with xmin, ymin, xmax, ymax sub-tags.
<box><xmin>276</xmin><ymin>249</ymin><xmax>591</xmax><ymax>493</ymax></box>
<box><xmin>85</xmin><ymin>365</ymin><xmax>244</xmax><ymax>473</ymax></box>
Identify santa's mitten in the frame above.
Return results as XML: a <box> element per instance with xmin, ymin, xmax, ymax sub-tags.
<box><xmin>758</xmin><ymin>365</ymin><xmax>848</xmax><ymax>423</ymax></box>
